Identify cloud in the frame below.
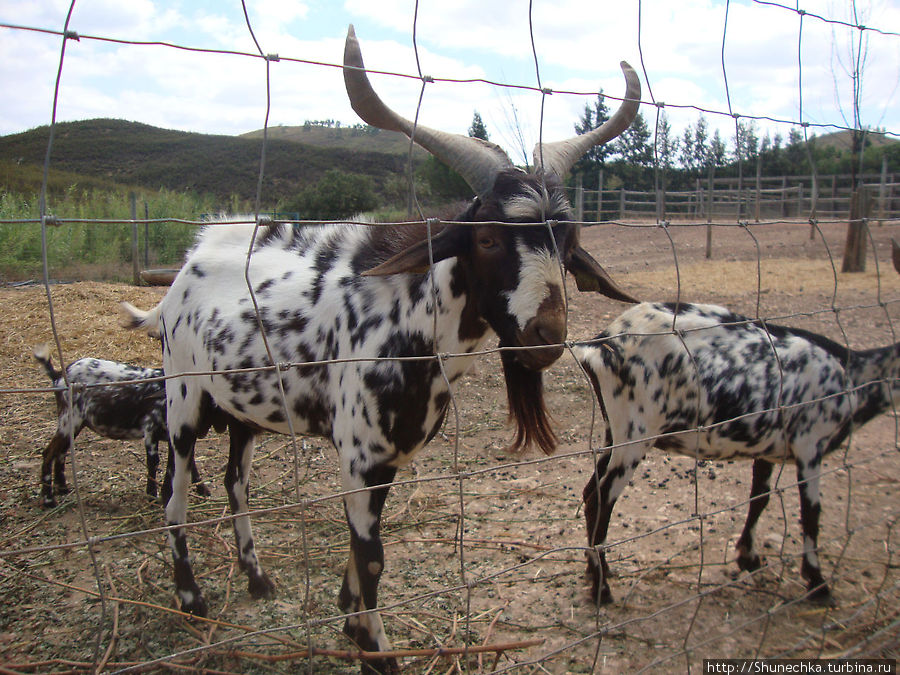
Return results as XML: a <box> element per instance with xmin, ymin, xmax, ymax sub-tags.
<box><xmin>1</xmin><ymin>0</ymin><xmax>897</xmax><ymax>159</ymax></box>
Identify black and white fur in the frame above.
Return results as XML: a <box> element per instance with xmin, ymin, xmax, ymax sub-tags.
<box><xmin>123</xmin><ymin>182</ymin><xmax>625</xmax><ymax>667</ymax></box>
<box><xmin>121</xmin><ymin>26</ymin><xmax>641</xmax><ymax>673</ymax></box>
<box><xmin>34</xmin><ymin>344</ymin><xmax>208</xmax><ymax>507</ymax></box>
<box><xmin>573</xmin><ymin>301</ymin><xmax>900</xmax><ymax>605</ymax></box>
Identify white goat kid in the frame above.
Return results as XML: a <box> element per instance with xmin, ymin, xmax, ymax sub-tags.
<box><xmin>122</xmin><ymin>24</ymin><xmax>640</xmax><ymax>675</ymax></box>
<box><xmin>34</xmin><ymin>343</ymin><xmax>207</xmax><ymax>507</ymax></box>
<box><xmin>573</xmin><ymin>301</ymin><xmax>900</xmax><ymax>606</ymax></box>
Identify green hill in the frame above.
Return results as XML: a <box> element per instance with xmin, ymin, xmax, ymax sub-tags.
<box><xmin>0</xmin><ymin>118</ymin><xmax>417</xmax><ymax>203</ymax></box>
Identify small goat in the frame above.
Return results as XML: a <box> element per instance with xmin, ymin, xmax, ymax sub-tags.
<box><xmin>122</xmin><ymin>25</ymin><xmax>639</xmax><ymax>674</ymax></box>
<box><xmin>34</xmin><ymin>344</ymin><xmax>208</xmax><ymax>507</ymax></box>
<box><xmin>573</xmin><ymin>301</ymin><xmax>900</xmax><ymax>605</ymax></box>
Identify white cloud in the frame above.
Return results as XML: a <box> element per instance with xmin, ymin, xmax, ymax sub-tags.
<box><xmin>1</xmin><ymin>0</ymin><xmax>897</xmax><ymax>158</ymax></box>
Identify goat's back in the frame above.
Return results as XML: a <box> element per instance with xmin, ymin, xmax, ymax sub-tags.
<box><xmin>573</xmin><ymin>302</ymin><xmax>855</xmax><ymax>461</ymax></box>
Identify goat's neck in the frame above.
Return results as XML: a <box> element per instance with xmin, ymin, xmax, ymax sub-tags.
<box><xmin>847</xmin><ymin>342</ymin><xmax>900</xmax><ymax>424</ymax></box>
<box><xmin>404</xmin><ymin>259</ymin><xmax>493</xmax><ymax>362</ymax></box>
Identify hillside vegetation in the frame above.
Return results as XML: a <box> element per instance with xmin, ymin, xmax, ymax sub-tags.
<box><xmin>0</xmin><ymin>118</ymin><xmax>415</xmax><ymax>203</ymax></box>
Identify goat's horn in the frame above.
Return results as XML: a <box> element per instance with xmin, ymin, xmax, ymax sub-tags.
<box><xmin>343</xmin><ymin>24</ymin><xmax>513</xmax><ymax>199</ymax></box>
<box><xmin>532</xmin><ymin>62</ymin><xmax>641</xmax><ymax>179</ymax></box>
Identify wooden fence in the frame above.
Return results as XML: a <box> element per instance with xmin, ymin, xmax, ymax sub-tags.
<box><xmin>570</xmin><ymin>170</ymin><xmax>900</xmax><ymax>223</ymax></box>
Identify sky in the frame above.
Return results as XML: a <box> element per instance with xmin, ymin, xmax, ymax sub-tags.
<box><xmin>1</xmin><ymin>0</ymin><xmax>899</xmax><ymax>165</ymax></box>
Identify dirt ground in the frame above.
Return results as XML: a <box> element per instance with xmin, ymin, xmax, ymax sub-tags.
<box><xmin>1</xmin><ymin>219</ymin><xmax>899</xmax><ymax>674</ymax></box>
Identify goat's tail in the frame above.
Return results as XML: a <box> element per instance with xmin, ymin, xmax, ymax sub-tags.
<box><xmin>120</xmin><ymin>301</ymin><xmax>162</xmax><ymax>339</ymax></box>
<box><xmin>33</xmin><ymin>343</ymin><xmax>63</xmax><ymax>382</ymax></box>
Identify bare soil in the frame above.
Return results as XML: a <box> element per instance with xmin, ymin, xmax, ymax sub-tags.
<box><xmin>1</xmin><ymin>220</ymin><xmax>899</xmax><ymax>674</ymax></box>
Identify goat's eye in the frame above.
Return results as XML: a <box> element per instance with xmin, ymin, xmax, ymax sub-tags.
<box><xmin>477</xmin><ymin>234</ymin><xmax>497</xmax><ymax>250</ymax></box>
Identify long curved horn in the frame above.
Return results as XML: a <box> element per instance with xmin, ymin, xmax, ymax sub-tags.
<box><xmin>532</xmin><ymin>61</ymin><xmax>641</xmax><ymax>179</ymax></box>
<box><xmin>343</xmin><ymin>25</ymin><xmax>513</xmax><ymax>198</ymax></box>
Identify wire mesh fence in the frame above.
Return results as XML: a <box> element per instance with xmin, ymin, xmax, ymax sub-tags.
<box><xmin>1</xmin><ymin>2</ymin><xmax>899</xmax><ymax>674</ymax></box>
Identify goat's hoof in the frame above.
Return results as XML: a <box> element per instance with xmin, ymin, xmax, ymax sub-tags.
<box><xmin>344</xmin><ymin>621</ymin><xmax>399</xmax><ymax>674</ymax></box>
<box><xmin>361</xmin><ymin>656</ymin><xmax>400</xmax><ymax>675</ymax></box>
<box><xmin>193</xmin><ymin>482</ymin><xmax>211</xmax><ymax>497</ymax></box>
<box><xmin>736</xmin><ymin>552</ymin><xmax>763</xmax><ymax>573</ymax></box>
<box><xmin>248</xmin><ymin>572</ymin><xmax>275</xmax><ymax>600</ymax></box>
<box><xmin>598</xmin><ymin>585</ymin><xmax>614</xmax><ymax>605</ymax></box>
<box><xmin>179</xmin><ymin>594</ymin><xmax>208</xmax><ymax>618</ymax></box>
<box><xmin>805</xmin><ymin>585</ymin><xmax>835</xmax><ymax>607</ymax></box>
<box><xmin>589</xmin><ymin>583</ymin><xmax>614</xmax><ymax>606</ymax></box>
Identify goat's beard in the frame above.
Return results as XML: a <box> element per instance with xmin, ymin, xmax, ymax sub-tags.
<box><xmin>501</xmin><ymin>350</ymin><xmax>557</xmax><ymax>455</ymax></box>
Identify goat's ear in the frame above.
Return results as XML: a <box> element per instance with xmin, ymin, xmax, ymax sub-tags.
<box><xmin>362</xmin><ymin>228</ymin><xmax>463</xmax><ymax>276</ymax></box>
<box><xmin>567</xmin><ymin>246</ymin><xmax>639</xmax><ymax>303</ymax></box>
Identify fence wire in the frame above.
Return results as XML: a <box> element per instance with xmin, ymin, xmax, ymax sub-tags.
<box><xmin>0</xmin><ymin>1</ymin><xmax>899</xmax><ymax>674</ymax></box>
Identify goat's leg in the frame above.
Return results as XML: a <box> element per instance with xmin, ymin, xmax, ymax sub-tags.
<box><xmin>41</xmin><ymin>411</ymin><xmax>82</xmax><ymax>507</ymax></box>
<box><xmin>582</xmin><ymin>447</ymin><xmax>613</xmax><ymax>604</ymax></box>
<box><xmin>224</xmin><ymin>420</ymin><xmax>274</xmax><ymax>600</ymax></box>
<box><xmin>144</xmin><ymin>433</ymin><xmax>161</xmax><ymax>500</ymax></box>
<box><xmin>162</xmin><ymin>441</ymin><xmax>209</xmax><ymax>501</ymax></box>
<box><xmin>795</xmin><ymin>457</ymin><xmax>831</xmax><ymax>603</ymax></box>
<box><xmin>40</xmin><ymin>432</ymin><xmax>70</xmax><ymax>507</ymax></box>
<box><xmin>582</xmin><ymin>440</ymin><xmax>648</xmax><ymax>605</ymax></box>
<box><xmin>165</xmin><ymin>424</ymin><xmax>207</xmax><ymax>616</ymax></box>
<box><xmin>188</xmin><ymin>451</ymin><xmax>210</xmax><ymax>497</ymax></box>
<box><xmin>338</xmin><ymin>461</ymin><xmax>398</xmax><ymax>675</ymax></box>
<box><xmin>735</xmin><ymin>458</ymin><xmax>774</xmax><ymax>574</ymax></box>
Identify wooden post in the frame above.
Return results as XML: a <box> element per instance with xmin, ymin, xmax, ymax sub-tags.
<box><xmin>596</xmin><ymin>169</ymin><xmax>604</xmax><ymax>222</ymax></box>
<box><xmin>879</xmin><ymin>155</ymin><xmax>888</xmax><ymax>221</ymax></box>
<box><xmin>830</xmin><ymin>176</ymin><xmax>838</xmax><ymax>218</ymax></box>
<box><xmin>780</xmin><ymin>176</ymin><xmax>788</xmax><ymax>217</ymax></box>
<box><xmin>754</xmin><ymin>155</ymin><xmax>761</xmax><ymax>222</ymax></box>
<box><xmin>808</xmin><ymin>173</ymin><xmax>818</xmax><ymax>240</ymax></box>
<box><xmin>130</xmin><ymin>192</ymin><xmax>140</xmax><ymax>286</ymax></box>
<box><xmin>144</xmin><ymin>201</ymin><xmax>150</xmax><ymax>268</ymax></box>
<box><xmin>619</xmin><ymin>188</ymin><xmax>626</xmax><ymax>221</ymax></box>
<box><xmin>705</xmin><ymin>166</ymin><xmax>714</xmax><ymax>259</ymax></box>
<box><xmin>575</xmin><ymin>173</ymin><xmax>584</xmax><ymax>222</ymax></box>
<box><xmin>842</xmin><ymin>186</ymin><xmax>872</xmax><ymax>273</ymax></box>
<box><xmin>695</xmin><ymin>178</ymin><xmax>702</xmax><ymax>218</ymax></box>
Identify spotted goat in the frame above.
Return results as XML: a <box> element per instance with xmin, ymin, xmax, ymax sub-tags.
<box><xmin>33</xmin><ymin>343</ymin><xmax>207</xmax><ymax>507</ymax></box>
<box><xmin>573</xmin><ymin>296</ymin><xmax>900</xmax><ymax>606</ymax></box>
<box><xmin>121</xmin><ymin>25</ymin><xmax>640</xmax><ymax>675</ymax></box>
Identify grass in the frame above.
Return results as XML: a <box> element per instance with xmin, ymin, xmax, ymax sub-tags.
<box><xmin>0</xmin><ymin>186</ymin><xmax>252</xmax><ymax>282</ymax></box>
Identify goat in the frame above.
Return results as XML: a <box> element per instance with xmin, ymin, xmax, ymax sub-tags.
<box><xmin>34</xmin><ymin>343</ymin><xmax>208</xmax><ymax>507</ymax></box>
<box><xmin>121</xmin><ymin>25</ymin><xmax>640</xmax><ymax>675</ymax></box>
<box><xmin>573</xmin><ymin>300</ymin><xmax>900</xmax><ymax>606</ymax></box>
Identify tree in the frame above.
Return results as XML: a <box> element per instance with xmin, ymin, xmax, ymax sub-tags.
<box><xmin>572</xmin><ymin>91</ymin><xmax>613</xmax><ymax>180</ymax></box>
<box><xmin>284</xmin><ymin>169</ymin><xmax>377</xmax><ymax>220</ymax></box>
<box><xmin>468</xmin><ymin>111</ymin><xmax>490</xmax><ymax>141</ymax></box>
<box><xmin>709</xmin><ymin>129</ymin><xmax>727</xmax><ymax>169</ymax></box>
<box><xmin>679</xmin><ymin>114</ymin><xmax>710</xmax><ymax>175</ymax></box>
<box><xmin>655</xmin><ymin>111</ymin><xmax>679</xmax><ymax>179</ymax></box>
<box><xmin>614</xmin><ymin>112</ymin><xmax>653</xmax><ymax>188</ymax></box>
<box><xmin>733</xmin><ymin>120</ymin><xmax>759</xmax><ymax>164</ymax></box>
<box><xmin>418</xmin><ymin>156</ymin><xmax>471</xmax><ymax>200</ymax></box>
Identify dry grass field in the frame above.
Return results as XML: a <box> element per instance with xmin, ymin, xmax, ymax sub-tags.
<box><xmin>1</xmin><ymin>219</ymin><xmax>898</xmax><ymax>673</ymax></box>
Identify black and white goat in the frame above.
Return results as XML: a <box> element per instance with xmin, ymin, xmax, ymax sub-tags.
<box><xmin>122</xmin><ymin>25</ymin><xmax>639</xmax><ymax>674</ymax></box>
<box><xmin>573</xmin><ymin>300</ymin><xmax>900</xmax><ymax>606</ymax></box>
<box><xmin>34</xmin><ymin>344</ymin><xmax>208</xmax><ymax>507</ymax></box>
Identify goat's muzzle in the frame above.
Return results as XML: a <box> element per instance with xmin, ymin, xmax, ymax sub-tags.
<box><xmin>514</xmin><ymin>309</ymin><xmax>567</xmax><ymax>371</ymax></box>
